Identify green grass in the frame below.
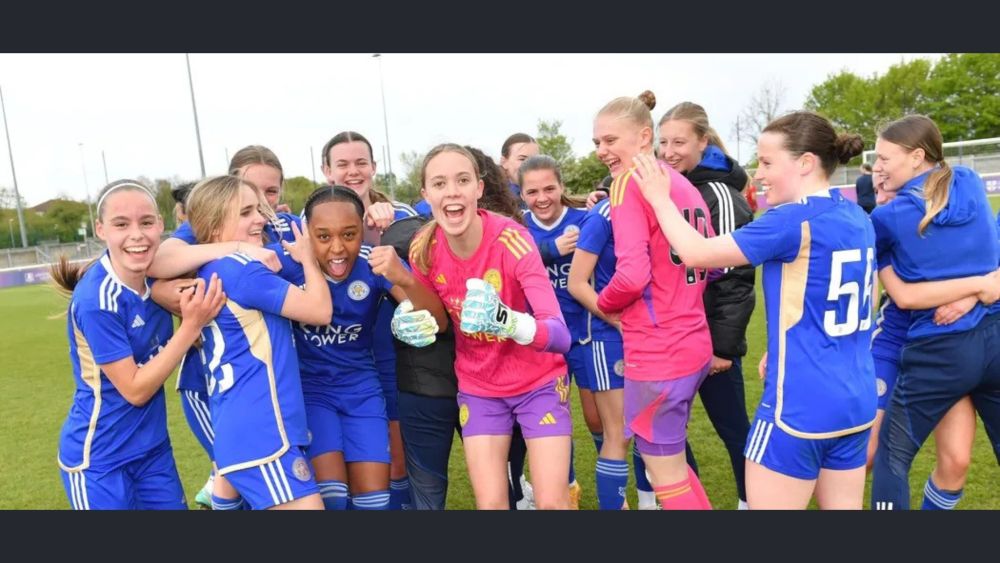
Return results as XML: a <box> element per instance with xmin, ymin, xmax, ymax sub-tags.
<box><xmin>989</xmin><ymin>193</ymin><xmax>1000</xmax><ymax>215</ymax></box>
<box><xmin>2</xmin><ymin>281</ymin><xmax>999</xmax><ymax>510</ymax></box>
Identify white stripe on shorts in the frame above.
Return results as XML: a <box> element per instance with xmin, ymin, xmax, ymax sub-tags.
<box><xmin>260</xmin><ymin>463</ymin><xmax>283</xmax><ymax>506</ymax></box>
<box><xmin>753</xmin><ymin>423</ymin><xmax>774</xmax><ymax>464</ymax></box>
<box><xmin>185</xmin><ymin>390</ymin><xmax>215</xmax><ymax>443</ymax></box>
<box><xmin>745</xmin><ymin>420</ymin><xmax>764</xmax><ymax>460</ymax></box>
<box><xmin>69</xmin><ymin>472</ymin><xmax>81</xmax><ymax>510</ymax></box>
<box><xmin>274</xmin><ymin>459</ymin><xmax>295</xmax><ymax>501</ymax></box>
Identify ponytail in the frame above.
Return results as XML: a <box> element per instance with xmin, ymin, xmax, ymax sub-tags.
<box><xmin>918</xmin><ymin>160</ymin><xmax>953</xmax><ymax>235</ymax></box>
<box><xmin>409</xmin><ymin>220</ymin><xmax>438</xmax><ymax>275</ymax></box>
<box><xmin>49</xmin><ymin>255</ymin><xmax>97</xmax><ymax>302</ymax></box>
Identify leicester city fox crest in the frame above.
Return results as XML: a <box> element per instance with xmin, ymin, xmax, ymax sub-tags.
<box><xmin>483</xmin><ymin>269</ymin><xmax>502</xmax><ymax>293</ymax></box>
<box><xmin>563</xmin><ymin>224</ymin><xmax>580</xmax><ymax>237</ymax></box>
<box><xmin>292</xmin><ymin>456</ymin><xmax>312</xmax><ymax>482</ymax></box>
<box><xmin>348</xmin><ymin>280</ymin><xmax>370</xmax><ymax>301</ymax></box>
<box><xmin>614</xmin><ymin>359</ymin><xmax>625</xmax><ymax>377</ymax></box>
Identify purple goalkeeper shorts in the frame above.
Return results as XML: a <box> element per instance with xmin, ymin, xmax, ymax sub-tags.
<box><xmin>625</xmin><ymin>362</ymin><xmax>710</xmax><ymax>456</ymax></box>
<box><xmin>457</xmin><ymin>375</ymin><xmax>572</xmax><ymax>439</ymax></box>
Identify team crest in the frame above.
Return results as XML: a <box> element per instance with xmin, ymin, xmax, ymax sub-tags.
<box><xmin>563</xmin><ymin>224</ymin><xmax>580</xmax><ymax>236</ymax></box>
<box><xmin>484</xmin><ymin>269</ymin><xmax>502</xmax><ymax>292</ymax></box>
<box><xmin>348</xmin><ymin>280</ymin><xmax>370</xmax><ymax>301</ymax></box>
<box><xmin>876</xmin><ymin>378</ymin><xmax>887</xmax><ymax>397</ymax></box>
<box><xmin>614</xmin><ymin>359</ymin><xmax>625</xmax><ymax>377</ymax></box>
<box><xmin>292</xmin><ymin>456</ymin><xmax>312</xmax><ymax>482</ymax></box>
<box><xmin>459</xmin><ymin>403</ymin><xmax>470</xmax><ymax>427</ymax></box>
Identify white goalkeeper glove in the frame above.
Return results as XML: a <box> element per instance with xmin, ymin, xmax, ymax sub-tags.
<box><xmin>459</xmin><ymin>278</ymin><xmax>536</xmax><ymax>345</ymax></box>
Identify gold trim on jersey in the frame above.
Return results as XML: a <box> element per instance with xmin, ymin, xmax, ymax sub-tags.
<box><xmin>609</xmin><ymin>169</ymin><xmax>634</xmax><ymax>207</ymax></box>
<box><xmin>58</xmin><ymin>318</ymin><xmax>103</xmax><ymax>473</ymax></box>
<box><xmin>774</xmin><ymin>221</ymin><xmax>874</xmax><ymax>439</ymax></box>
<box><xmin>215</xmin><ymin>301</ymin><xmax>291</xmax><ymax>476</ymax></box>
<box><xmin>498</xmin><ymin>228</ymin><xmax>532</xmax><ymax>260</ymax></box>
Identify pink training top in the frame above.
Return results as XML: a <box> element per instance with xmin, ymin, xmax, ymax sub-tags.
<box><xmin>411</xmin><ymin>209</ymin><xmax>570</xmax><ymax>397</ymax></box>
<box><xmin>597</xmin><ymin>162</ymin><xmax>714</xmax><ymax>381</ymax></box>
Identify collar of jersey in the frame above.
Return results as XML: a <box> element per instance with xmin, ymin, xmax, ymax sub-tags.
<box><xmin>100</xmin><ymin>253</ymin><xmax>151</xmax><ymax>300</ymax></box>
<box><xmin>527</xmin><ymin>205</ymin><xmax>569</xmax><ymax>232</ymax></box>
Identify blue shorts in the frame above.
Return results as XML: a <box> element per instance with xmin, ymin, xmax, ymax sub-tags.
<box><xmin>744</xmin><ymin>416</ymin><xmax>870</xmax><ymax>480</ymax></box>
<box><xmin>565</xmin><ymin>343</ymin><xmax>589</xmax><ymax>391</ymax></box>
<box><xmin>874</xmin><ymin>356</ymin><xmax>899</xmax><ymax>410</ymax></box>
<box><xmin>583</xmin><ymin>340</ymin><xmax>625</xmax><ymax>392</ymax></box>
<box><xmin>304</xmin><ymin>384</ymin><xmax>390</xmax><ymax>464</ymax></box>
<box><xmin>179</xmin><ymin>389</ymin><xmax>214</xmax><ymax>460</ymax></box>
<box><xmin>60</xmin><ymin>439</ymin><xmax>186</xmax><ymax>510</ymax></box>
<box><xmin>223</xmin><ymin>446</ymin><xmax>319</xmax><ymax>510</ymax></box>
<box><xmin>377</xmin><ymin>360</ymin><xmax>399</xmax><ymax>421</ymax></box>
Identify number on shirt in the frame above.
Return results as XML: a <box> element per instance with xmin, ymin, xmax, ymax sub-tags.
<box><xmin>205</xmin><ymin>320</ymin><xmax>234</xmax><ymax>396</ymax></box>
<box><xmin>824</xmin><ymin>248</ymin><xmax>875</xmax><ymax>336</ymax></box>
<box><xmin>669</xmin><ymin>207</ymin><xmax>710</xmax><ymax>285</ymax></box>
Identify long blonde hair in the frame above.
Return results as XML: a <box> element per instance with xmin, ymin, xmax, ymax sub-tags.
<box><xmin>877</xmin><ymin>115</ymin><xmax>951</xmax><ymax>235</ymax></box>
<box><xmin>186</xmin><ymin>175</ymin><xmax>276</xmax><ymax>244</ymax></box>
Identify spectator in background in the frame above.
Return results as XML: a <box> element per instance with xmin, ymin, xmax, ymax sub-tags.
<box><xmin>855</xmin><ymin>162</ymin><xmax>876</xmax><ymax>214</ymax></box>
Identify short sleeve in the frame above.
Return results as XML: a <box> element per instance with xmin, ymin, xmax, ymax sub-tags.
<box><xmin>75</xmin><ymin>305</ymin><xmax>133</xmax><ymax>365</ymax></box>
<box><xmin>233</xmin><ymin>261</ymin><xmax>293</xmax><ymax>316</ymax></box>
<box><xmin>171</xmin><ymin>221</ymin><xmax>197</xmax><ymax>244</ymax></box>
<box><xmin>576</xmin><ymin>204</ymin><xmax>611</xmax><ymax>255</ymax></box>
<box><xmin>870</xmin><ymin>206</ymin><xmax>897</xmax><ymax>271</ymax></box>
<box><xmin>730</xmin><ymin>206</ymin><xmax>803</xmax><ymax>266</ymax></box>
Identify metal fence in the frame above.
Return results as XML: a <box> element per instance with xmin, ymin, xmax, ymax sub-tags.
<box><xmin>2</xmin><ymin>239</ymin><xmax>106</xmax><ymax>269</ymax></box>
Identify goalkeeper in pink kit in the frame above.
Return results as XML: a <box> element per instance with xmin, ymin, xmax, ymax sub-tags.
<box><xmin>593</xmin><ymin>91</ymin><xmax>715</xmax><ymax>510</ymax></box>
<box><xmin>389</xmin><ymin>143</ymin><xmax>573</xmax><ymax>509</ymax></box>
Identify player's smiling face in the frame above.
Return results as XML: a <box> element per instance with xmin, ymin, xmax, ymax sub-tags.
<box><xmin>308</xmin><ymin>200</ymin><xmax>363</xmax><ymax>281</ymax></box>
<box><xmin>422</xmin><ymin>150</ymin><xmax>484</xmax><ymax>239</ymax></box>
<box><xmin>95</xmin><ymin>189</ymin><xmax>163</xmax><ymax>281</ymax></box>
<box><xmin>217</xmin><ymin>184</ymin><xmax>267</xmax><ymax>246</ymax></box>
<box><xmin>754</xmin><ymin>132</ymin><xmax>804</xmax><ymax>206</ymax></box>
<box><xmin>659</xmin><ymin>119</ymin><xmax>707</xmax><ymax>174</ymax></box>
<box><xmin>593</xmin><ymin>113</ymin><xmax>652</xmax><ymax>178</ymax></box>
<box><xmin>500</xmin><ymin>141</ymin><xmax>538</xmax><ymax>184</ymax></box>
<box><xmin>521</xmin><ymin>168</ymin><xmax>565</xmax><ymax>226</ymax></box>
<box><xmin>872</xmin><ymin>137</ymin><xmax>926</xmax><ymax>194</ymax></box>
<box><xmin>238</xmin><ymin>163</ymin><xmax>283</xmax><ymax>211</ymax></box>
<box><xmin>324</xmin><ymin>141</ymin><xmax>376</xmax><ymax>202</ymax></box>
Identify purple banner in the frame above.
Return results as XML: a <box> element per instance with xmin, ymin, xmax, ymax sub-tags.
<box><xmin>0</xmin><ymin>262</ymin><xmax>86</xmax><ymax>289</ymax></box>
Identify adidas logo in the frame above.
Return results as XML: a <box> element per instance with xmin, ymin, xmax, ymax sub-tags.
<box><xmin>539</xmin><ymin>412</ymin><xmax>557</xmax><ymax>425</ymax></box>
<box><xmin>435</xmin><ymin>273</ymin><xmax>447</xmax><ymax>284</ymax></box>
<box><xmin>131</xmin><ymin>314</ymin><xmax>145</xmax><ymax>328</ymax></box>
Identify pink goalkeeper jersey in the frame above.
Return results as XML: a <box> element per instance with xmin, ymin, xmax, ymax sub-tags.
<box><xmin>411</xmin><ymin>210</ymin><xmax>570</xmax><ymax>397</ymax></box>
<box><xmin>597</xmin><ymin>162</ymin><xmax>713</xmax><ymax>381</ymax></box>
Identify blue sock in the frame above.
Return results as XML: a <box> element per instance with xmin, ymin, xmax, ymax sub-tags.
<box><xmin>568</xmin><ymin>441</ymin><xmax>576</xmax><ymax>484</ymax></box>
<box><xmin>921</xmin><ymin>476</ymin><xmax>963</xmax><ymax>510</ymax></box>
<box><xmin>633</xmin><ymin>442</ymin><xmax>652</xmax><ymax>492</ymax></box>
<box><xmin>390</xmin><ymin>478</ymin><xmax>412</xmax><ymax>510</ymax></box>
<box><xmin>318</xmin><ymin>480</ymin><xmax>348</xmax><ymax>511</ymax></box>
<box><xmin>592</xmin><ymin>432</ymin><xmax>605</xmax><ymax>454</ymax></box>
<box><xmin>351</xmin><ymin>489</ymin><xmax>391</xmax><ymax>510</ymax></box>
<box><xmin>595</xmin><ymin>457</ymin><xmax>629</xmax><ymax>510</ymax></box>
<box><xmin>211</xmin><ymin>494</ymin><xmax>245</xmax><ymax>511</ymax></box>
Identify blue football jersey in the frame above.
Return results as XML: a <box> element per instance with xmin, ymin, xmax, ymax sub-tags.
<box><xmin>871</xmin><ymin>166</ymin><xmax>1000</xmax><ymax>339</ymax></box>
<box><xmin>575</xmin><ymin>199</ymin><xmax>622</xmax><ymax>343</ymax></box>
<box><xmin>870</xmin><ymin>293</ymin><xmax>910</xmax><ymax>364</ymax></box>
<box><xmin>524</xmin><ymin>206</ymin><xmax>589</xmax><ymax>341</ymax></box>
<box><xmin>732</xmin><ymin>189</ymin><xmax>877</xmax><ymax>438</ymax></box>
<box><xmin>196</xmin><ymin>252</ymin><xmax>308</xmax><ymax>474</ymax></box>
<box><xmin>172</xmin><ymin>211</ymin><xmax>301</xmax><ymax>246</ymax></box>
<box><xmin>58</xmin><ymin>254</ymin><xmax>173</xmax><ymax>471</ymax></box>
<box><xmin>276</xmin><ymin>245</ymin><xmax>392</xmax><ymax>388</ymax></box>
